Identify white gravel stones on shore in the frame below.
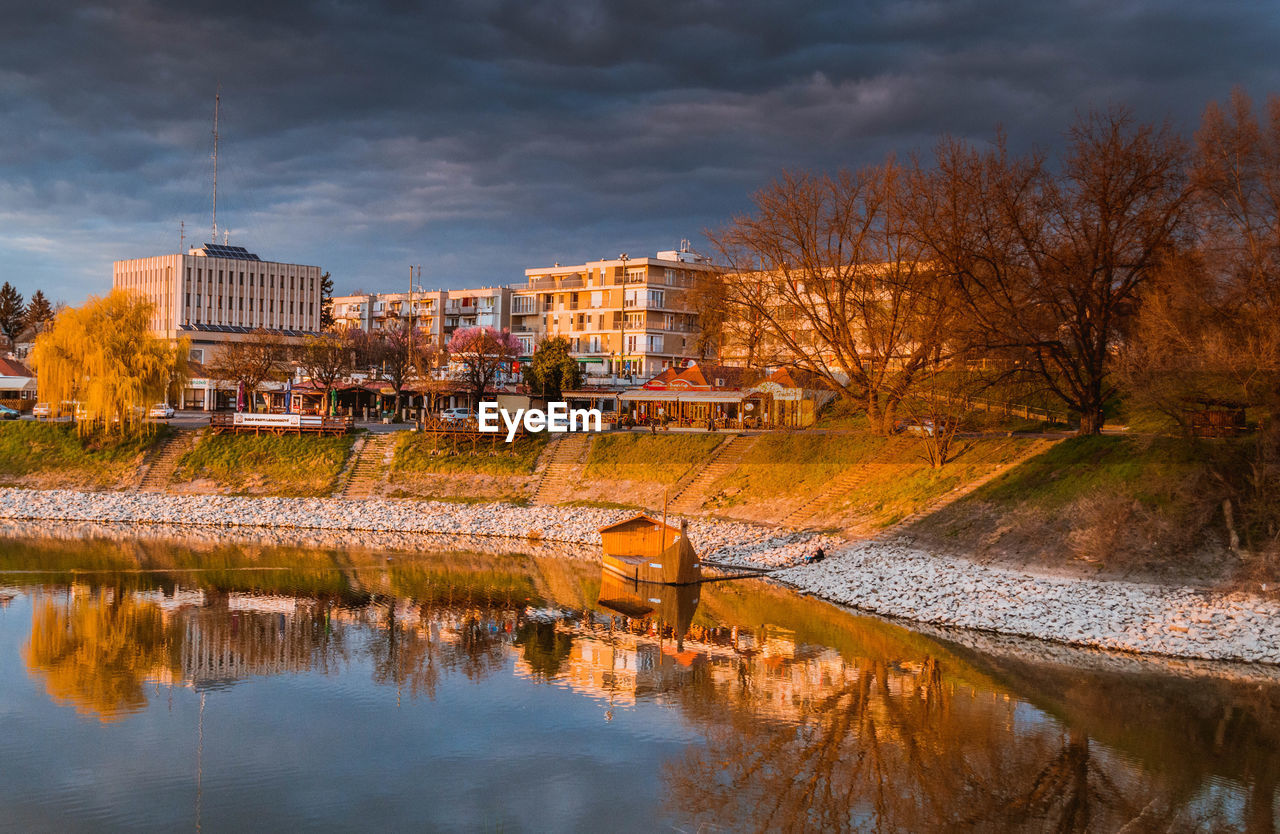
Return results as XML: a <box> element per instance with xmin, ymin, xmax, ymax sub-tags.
<box><xmin>777</xmin><ymin>541</ymin><xmax>1280</xmax><ymax>666</ymax></box>
<box><xmin>0</xmin><ymin>488</ymin><xmax>823</xmax><ymax>570</ymax></box>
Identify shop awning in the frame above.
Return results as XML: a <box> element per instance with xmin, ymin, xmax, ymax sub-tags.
<box><xmin>619</xmin><ymin>389</ymin><xmax>751</xmax><ymax>404</ymax></box>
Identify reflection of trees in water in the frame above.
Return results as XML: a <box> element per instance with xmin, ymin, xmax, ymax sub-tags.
<box><xmin>514</xmin><ymin>619</ymin><xmax>574</xmax><ymax>681</ymax></box>
<box><xmin>23</xmin><ymin>590</ymin><xmax>180</xmax><ymax>721</ymax></box>
<box><xmin>363</xmin><ymin>597</ymin><xmax>515</xmax><ymax>700</ymax></box>
<box><xmin>22</xmin><ymin>586</ymin><xmax>524</xmax><ymax>718</ymax></box>
<box><xmin>665</xmin><ymin>655</ymin><xmax>1240</xmax><ymax>833</ymax></box>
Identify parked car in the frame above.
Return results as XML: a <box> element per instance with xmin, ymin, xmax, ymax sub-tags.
<box><xmin>32</xmin><ymin>403</ymin><xmax>50</xmax><ymax>419</ymax></box>
<box><xmin>0</xmin><ymin>404</ymin><xmax>19</xmax><ymax>420</ymax></box>
<box><xmin>148</xmin><ymin>403</ymin><xmax>175</xmax><ymax>419</ymax></box>
<box><xmin>440</xmin><ymin>407</ymin><xmax>475</xmax><ymax>423</ymax></box>
<box><xmin>895</xmin><ymin>417</ymin><xmax>956</xmax><ymax>437</ymax></box>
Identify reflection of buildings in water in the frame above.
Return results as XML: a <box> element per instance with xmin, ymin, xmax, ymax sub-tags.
<box><xmin>179</xmin><ymin>607</ymin><xmax>322</xmax><ymax>690</ymax></box>
<box><xmin>507</xmin><ymin>571</ymin><xmax>898</xmax><ymax>721</ymax></box>
<box><xmin>21</xmin><ymin>581</ymin><xmax>969</xmax><ymax>728</ymax></box>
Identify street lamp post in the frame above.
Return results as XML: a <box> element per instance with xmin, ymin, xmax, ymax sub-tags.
<box><xmin>617</xmin><ymin>252</ymin><xmax>629</xmax><ymax>383</ymax></box>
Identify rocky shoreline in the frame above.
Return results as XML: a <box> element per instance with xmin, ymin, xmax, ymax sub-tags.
<box><xmin>1</xmin><ymin>487</ymin><xmax>1276</xmax><ymax>667</ymax></box>
<box><xmin>777</xmin><ymin>541</ymin><xmax>1280</xmax><ymax>666</ymax></box>
<box><xmin>0</xmin><ymin>488</ymin><xmax>833</xmax><ymax>569</ymax></box>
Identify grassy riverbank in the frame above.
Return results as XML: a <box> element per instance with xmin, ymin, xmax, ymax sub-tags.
<box><xmin>172</xmin><ymin>433</ymin><xmax>355</xmax><ymax>497</ymax></box>
<box><xmin>583</xmin><ymin>433</ymin><xmax>723</xmax><ymax>484</ymax></box>
<box><xmin>909</xmin><ymin>435</ymin><xmax>1257</xmax><ymax>586</ymax></box>
<box><xmin>385</xmin><ymin>433</ymin><xmax>549</xmax><ymax>503</ymax></box>
<box><xmin>701</xmin><ymin>432</ymin><xmax>1039</xmax><ymax>529</ymax></box>
<box><xmin>0</xmin><ymin>421</ymin><xmax>168</xmax><ymax>489</ymax></box>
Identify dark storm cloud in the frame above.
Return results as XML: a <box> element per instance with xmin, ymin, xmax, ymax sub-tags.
<box><xmin>0</xmin><ymin>0</ymin><xmax>1277</xmax><ymax>300</ymax></box>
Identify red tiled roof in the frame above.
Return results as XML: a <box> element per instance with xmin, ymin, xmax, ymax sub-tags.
<box><xmin>642</xmin><ymin>367</ymin><xmax>679</xmax><ymax>389</ymax></box>
<box><xmin>668</xmin><ymin>362</ymin><xmax>761</xmax><ymax>391</ymax></box>
<box><xmin>0</xmin><ymin>357</ymin><xmax>34</xmax><ymax>378</ymax></box>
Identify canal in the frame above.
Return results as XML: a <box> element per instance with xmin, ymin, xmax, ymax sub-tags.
<box><xmin>0</xmin><ymin>523</ymin><xmax>1276</xmax><ymax>832</ymax></box>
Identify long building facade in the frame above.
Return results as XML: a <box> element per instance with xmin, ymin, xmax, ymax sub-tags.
<box><xmin>114</xmin><ymin>243</ymin><xmax>325</xmax><ymax>409</ymax></box>
<box><xmin>330</xmin><ymin>286</ymin><xmax>511</xmax><ymax>346</ymax></box>
<box><xmin>113</xmin><ymin>243</ymin><xmax>324</xmax><ymax>364</ymax></box>
<box><xmin>331</xmin><ymin>246</ymin><xmax>714</xmax><ymax>381</ymax></box>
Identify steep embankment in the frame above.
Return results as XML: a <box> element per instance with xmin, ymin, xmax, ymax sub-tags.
<box><xmin>698</xmin><ymin>432</ymin><xmax>1042</xmax><ymax>530</ymax></box>
<box><xmin>0</xmin><ymin>421</ymin><xmax>168</xmax><ymax>490</ymax></box>
<box><xmin>169</xmin><ymin>432</ymin><xmax>356</xmax><ymax>497</ymax></box>
<box><xmin>385</xmin><ymin>432</ymin><xmax>549</xmax><ymax>503</ymax></box>
<box><xmin>904</xmin><ymin>435</ymin><xmax>1245</xmax><ymax>586</ymax></box>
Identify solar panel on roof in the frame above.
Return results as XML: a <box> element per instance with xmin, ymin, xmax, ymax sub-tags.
<box><xmin>198</xmin><ymin>243</ymin><xmax>261</xmax><ymax>260</ymax></box>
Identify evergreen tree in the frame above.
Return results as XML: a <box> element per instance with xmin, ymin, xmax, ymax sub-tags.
<box><xmin>0</xmin><ymin>282</ymin><xmax>25</xmax><ymax>343</ymax></box>
<box><xmin>24</xmin><ymin>290</ymin><xmax>54</xmax><ymax>334</ymax></box>
<box><xmin>526</xmin><ymin>336</ymin><xmax>582</xmax><ymax>400</ymax></box>
<box><xmin>319</xmin><ymin>271</ymin><xmax>335</xmax><ymax>330</ymax></box>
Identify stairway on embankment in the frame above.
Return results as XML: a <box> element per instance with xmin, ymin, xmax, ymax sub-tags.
<box><xmin>135</xmin><ymin>430</ymin><xmax>200</xmax><ymax>493</ymax></box>
<box><xmin>872</xmin><ymin>436</ymin><xmax>1063</xmax><ymax>539</ymax></box>
<box><xmin>532</xmin><ymin>433</ymin><xmax>592</xmax><ymax>505</ymax></box>
<box><xmin>666</xmin><ymin>434</ymin><xmax>757</xmax><ymax>515</ymax></box>
<box><xmin>337</xmin><ymin>432</ymin><xmax>399</xmax><ymax>499</ymax></box>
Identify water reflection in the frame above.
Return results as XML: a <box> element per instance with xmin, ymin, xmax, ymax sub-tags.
<box><xmin>0</xmin><ymin>527</ymin><xmax>1278</xmax><ymax>832</ymax></box>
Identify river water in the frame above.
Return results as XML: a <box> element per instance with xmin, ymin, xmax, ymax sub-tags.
<box><xmin>0</xmin><ymin>523</ymin><xmax>1277</xmax><ymax>832</ymax></box>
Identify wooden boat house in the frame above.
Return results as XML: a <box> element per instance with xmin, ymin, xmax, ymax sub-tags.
<box><xmin>599</xmin><ymin>513</ymin><xmax>701</xmax><ymax>586</ymax></box>
<box><xmin>596</xmin><ymin>571</ymin><xmax>700</xmax><ymax>636</ymax></box>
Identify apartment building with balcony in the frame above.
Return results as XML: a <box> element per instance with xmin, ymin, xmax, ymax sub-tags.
<box><xmin>509</xmin><ymin>246</ymin><xmax>713</xmax><ymax>380</ymax></box>
<box><xmin>331</xmin><ymin>287</ymin><xmax>511</xmax><ymax>345</ymax></box>
<box><xmin>326</xmin><ymin>245</ymin><xmax>712</xmax><ymax>382</ymax></box>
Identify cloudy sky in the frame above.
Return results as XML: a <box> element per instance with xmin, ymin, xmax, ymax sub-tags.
<box><xmin>1</xmin><ymin>0</ymin><xmax>1277</xmax><ymax>303</ymax></box>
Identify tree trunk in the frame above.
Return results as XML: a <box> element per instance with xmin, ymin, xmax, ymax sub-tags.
<box><xmin>1078</xmin><ymin>404</ymin><xmax>1105</xmax><ymax>436</ymax></box>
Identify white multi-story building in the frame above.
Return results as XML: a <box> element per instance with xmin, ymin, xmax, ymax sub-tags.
<box><xmin>113</xmin><ymin>242</ymin><xmax>324</xmax><ymax>365</ymax></box>
<box><xmin>114</xmin><ymin>243</ymin><xmax>324</xmax><ymax>409</ymax></box>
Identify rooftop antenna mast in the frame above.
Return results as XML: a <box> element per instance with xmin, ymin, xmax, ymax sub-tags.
<box><xmin>211</xmin><ymin>84</ymin><xmax>221</xmax><ymax>245</ymax></box>
<box><xmin>180</xmin><ymin>220</ymin><xmax>185</xmax><ymax>253</ymax></box>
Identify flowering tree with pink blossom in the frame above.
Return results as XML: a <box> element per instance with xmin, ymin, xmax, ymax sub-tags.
<box><xmin>448</xmin><ymin>326</ymin><xmax>522</xmax><ymax>405</ymax></box>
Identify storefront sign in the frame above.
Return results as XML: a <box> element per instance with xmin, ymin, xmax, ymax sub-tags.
<box><xmin>233</xmin><ymin>413</ymin><xmax>301</xmax><ymax>428</ymax></box>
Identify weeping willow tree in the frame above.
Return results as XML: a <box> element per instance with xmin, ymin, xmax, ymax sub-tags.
<box><xmin>29</xmin><ymin>290</ymin><xmax>189</xmax><ymax>435</ymax></box>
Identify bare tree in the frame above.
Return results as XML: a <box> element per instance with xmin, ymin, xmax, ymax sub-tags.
<box><xmin>711</xmin><ymin>160</ymin><xmax>958</xmax><ymax>435</ymax></box>
<box><xmin>1123</xmin><ymin>90</ymin><xmax>1280</xmax><ymax>560</ymax></box>
<box><xmin>207</xmin><ymin>329</ymin><xmax>291</xmax><ymax>412</ymax></box>
<box><xmin>448</xmin><ymin>326</ymin><xmax>520</xmax><ymax>407</ymax></box>
<box><xmin>297</xmin><ymin>330</ymin><xmax>357</xmax><ymax>416</ymax></box>
<box><xmin>360</xmin><ymin>321</ymin><xmax>422</xmax><ymax>419</ymax></box>
<box><xmin>914</xmin><ymin>109</ymin><xmax>1189</xmax><ymax>435</ymax></box>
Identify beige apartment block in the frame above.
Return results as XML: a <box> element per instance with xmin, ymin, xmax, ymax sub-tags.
<box><xmin>113</xmin><ymin>242</ymin><xmax>324</xmax><ymax>365</ymax></box>
<box><xmin>511</xmin><ymin>247</ymin><xmax>713</xmax><ymax>379</ymax></box>
<box><xmin>331</xmin><ymin>286</ymin><xmax>511</xmax><ymax>345</ymax></box>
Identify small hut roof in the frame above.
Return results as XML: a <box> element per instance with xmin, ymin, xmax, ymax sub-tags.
<box><xmin>598</xmin><ymin>512</ymin><xmax>682</xmax><ymax>536</ymax></box>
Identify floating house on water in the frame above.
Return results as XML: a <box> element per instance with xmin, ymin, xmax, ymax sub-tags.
<box><xmin>599</xmin><ymin>513</ymin><xmax>701</xmax><ymax>586</ymax></box>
